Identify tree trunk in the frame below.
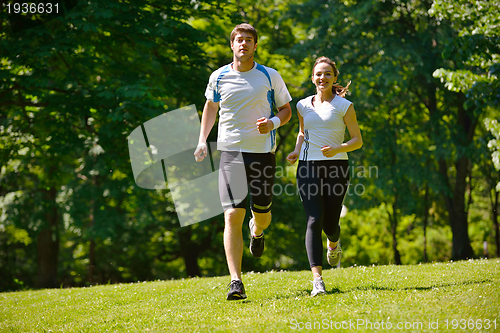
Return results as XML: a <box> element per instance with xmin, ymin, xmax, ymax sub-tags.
<box><xmin>452</xmin><ymin>155</ymin><xmax>474</xmax><ymax>260</ymax></box>
<box><xmin>178</xmin><ymin>227</ymin><xmax>201</xmax><ymax>277</ymax></box>
<box><xmin>439</xmin><ymin>156</ymin><xmax>474</xmax><ymax>260</ymax></box>
<box><xmin>388</xmin><ymin>199</ymin><xmax>402</xmax><ymax>265</ymax></box>
<box><xmin>88</xmin><ymin>196</ymin><xmax>96</xmax><ymax>283</ymax></box>
<box><xmin>492</xmin><ymin>187</ymin><xmax>499</xmax><ymax>257</ymax></box>
<box><xmin>88</xmin><ymin>239</ymin><xmax>96</xmax><ymax>283</ymax></box>
<box><xmin>37</xmin><ymin>187</ymin><xmax>59</xmax><ymax>288</ymax></box>
<box><xmin>435</xmin><ymin>99</ymin><xmax>476</xmax><ymax>261</ymax></box>
<box><xmin>423</xmin><ymin>183</ymin><xmax>429</xmax><ymax>263</ymax></box>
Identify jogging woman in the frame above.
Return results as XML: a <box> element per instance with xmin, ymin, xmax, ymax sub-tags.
<box><xmin>287</xmin><ymin>56</ymin><xmax>362</xmax><ymax>296</ymax></box>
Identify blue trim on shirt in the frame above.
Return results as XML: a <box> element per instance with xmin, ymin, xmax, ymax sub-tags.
<box><xmin>214</xmin><ymin>64</ymin><xmax>231</xmax><ymax>103</ymax></box>
<box><xmin>255</xmin><ymin>63</ymin><xmax>277</xmax><ymax>151</ymax></box>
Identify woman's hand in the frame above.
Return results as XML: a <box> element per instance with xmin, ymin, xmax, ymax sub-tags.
<box><xmin>320</xmin><ymin>145</ymin><xmax>339</xmax><ymax>158</ymax></box>
<box><xmin>286</xmin><ymin>150</ymin><xmax>300</xmax><ymax>164</ymax></box>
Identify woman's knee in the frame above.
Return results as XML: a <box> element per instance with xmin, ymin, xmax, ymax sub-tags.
<box><xmin>306</xmin><ymin>215</ymin><xmax>323</xmax><ymax>230</ymax></box>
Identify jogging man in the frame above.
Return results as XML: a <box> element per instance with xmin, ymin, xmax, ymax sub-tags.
<box><xmin>194</xmin><ymin>23</ymin><xmax>292</xmax><ymax>300</ymax></box>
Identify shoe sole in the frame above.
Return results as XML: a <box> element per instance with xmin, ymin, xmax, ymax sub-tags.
<box><xmin>327</xmin><ymin>243</ymin><xmax>342</xmax><ymax>267</ymax></box>
<box><xmin>250</xmin><ymin>237</ymin><xmax>264</xmax><ymax>258</ymax></box>
<box><xmin>249</xmin><ymin>219</ymin><xmax>264</xmax><ymax>258</ymax></box>
<box><xmin>311</xmin><ymin>291</ymin><xmax>326</xmax><ymax>297</ymax></box>
<box><xmin>227</xmin><ymin>293</ymin><xmax>247</xmax><ymax>300</ymax></box>
<box><xmin>327</xmin><ymin>255</ymin><xmax>341</xmax><ymax>267</ymax></box>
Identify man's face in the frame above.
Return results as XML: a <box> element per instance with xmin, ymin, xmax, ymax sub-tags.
<box><xmin>231</xmin><ymin>32</ymin><xmax>257</xmax><ymax>61</ymax></box>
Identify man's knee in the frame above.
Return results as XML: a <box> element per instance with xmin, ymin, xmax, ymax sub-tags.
<box><xmin>224</xmin><ymin>208</ymin><xmax>246</xmax><ymax>226</ymax></box>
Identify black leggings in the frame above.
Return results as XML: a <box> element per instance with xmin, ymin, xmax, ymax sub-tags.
<box><xmin>297</xmin><ymin>160</ymin><xmax>350</xmax><ymax>268</ymax></box>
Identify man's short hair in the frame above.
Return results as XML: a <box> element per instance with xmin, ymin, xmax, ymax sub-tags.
<box><xmin>230</xmin><ymin>23</ymin><xmax>258</xmax><ymax>44</ymax></box>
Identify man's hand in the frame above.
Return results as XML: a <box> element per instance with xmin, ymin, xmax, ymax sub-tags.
<box><xmin>194</xmin><ymin>142</ymin><xmax>208</xmax><ymax>162</ymax></box>
<box><xmin>256</xmin><ymin>117</ymin><xmax>274</xmax><ymax>134</ymax></box>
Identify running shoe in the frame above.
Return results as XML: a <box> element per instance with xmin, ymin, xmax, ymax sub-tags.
<box><xmin>227</xmin><ymin>279</ymin><xmax>247</xmax><ymax>300</ymax></box>
<box><xmin>327</xmin><ymin>242</ymin><xmax>342</xmax><ymax>267</ymax></box>
<box><xmin>249</xmin><ymin>218</ymin><xmax>265</xmax><ymax>258</ymax></box>
<box><xmin>311</xmin><ymin>278</ymin><xmax>326</xmax><ymax>296</ymax></box>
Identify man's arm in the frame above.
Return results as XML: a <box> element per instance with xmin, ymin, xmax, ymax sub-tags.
<box><xmin>256</xmin><ymin>102</ymin><xmax>292</xmax><ymax>134</ymax></box>
<box><xmin>194</xmin><ymin>100</ymin><xmax>219</xmax><ymax>162</ymax></box>
<box><xmin>275</xmin><ymin>102</ymin><xmax>292</xmax><ymax>125</ymax></box>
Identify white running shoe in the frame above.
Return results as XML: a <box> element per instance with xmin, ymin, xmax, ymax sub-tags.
<box><xmin>311</xmin><ymin>278</ymin><xmax>326</xmax><ymax>296</ymax></box>
<box><xmin>327</xmin><ymin>242</ymin><xmax>342</xmax><ymax>267</ymax></box>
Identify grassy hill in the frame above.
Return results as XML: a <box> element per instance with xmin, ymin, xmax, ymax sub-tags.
<box><xmin>1</xmin><ymin>259</ymin><xmax>499</xmax><ymax>332</ymax></box>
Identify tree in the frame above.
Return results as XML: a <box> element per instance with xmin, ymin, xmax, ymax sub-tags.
<box><xmin>430</xmin><ymin>0</ymin><xmax>500</xmax><ymax>259</ymax></box>
<box><xmin>484</xmin><ymin>118</ymin><xmax>500</xmax><ymax>256</ymax></box>
<box><xmin>0</xmin><ymin>0</ymin><xmax>224</xmax><ymax>289</ymax></box>
<box><xmin>282</xmin><ymin>0</ymin><xmax>499</xmax><ymax>260</ymax></box>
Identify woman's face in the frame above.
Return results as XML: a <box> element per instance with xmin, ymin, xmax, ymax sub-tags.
<box><xmin>312</xmin><ymin>62</ymin><xmax>336</xmax><ymax>92</ymax></box>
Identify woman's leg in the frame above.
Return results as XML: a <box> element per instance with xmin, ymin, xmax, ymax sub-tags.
<box><xmin>321</xmin><ymin>161</ymin><xmax>349</xmax><ymax>262</ymax></box>
<box><xmin>297</xmin><ymin>161</ymin><xmax>325</xmax><ymax>270</ymax></box>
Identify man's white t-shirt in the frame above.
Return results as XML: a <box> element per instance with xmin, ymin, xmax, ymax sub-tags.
<box><xmin>205</xmin><ymin>62</ymin><xmax>292</xmax><ymax>153</ymax></box>
<box><xmin>297</xmin><ymin>95</ymin><xmax>352</xmax><ymax>161</ymax></box>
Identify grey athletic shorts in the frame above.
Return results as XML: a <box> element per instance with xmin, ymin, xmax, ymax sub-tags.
<box><xmin>218</xmin><ymin>151</ymin><xmax>275</xmax><ymax>213</ymax></box>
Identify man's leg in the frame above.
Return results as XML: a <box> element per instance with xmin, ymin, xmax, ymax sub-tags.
<box><xmin>224</xmin><ymin>207</ymin><xmax>246</xmax><ymax>280</ymax></box>
<box><xmin>248</xmin><ymin>208</ymin><xmax>271</xmax><ymax>260</ymax></box>
<box><xmin>251</xmin><ymin>211</ymin><xmax>272</xmax><ymax>236</ymax></box>
<box><xmin>246</xmin><ymin>152</ymin><xmax>275</xmax><ymax>257</ymax></box>
<box><xmin>218</xmin><ymin>151</ymin><xmax>249</xmax><ymax>299</ymax></box>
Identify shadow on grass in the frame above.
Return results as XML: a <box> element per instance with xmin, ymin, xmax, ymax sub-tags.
<box><xmin>257</xmin><ymin>288</ymin><xmax>343</xmax><ymax>300</ymax></box>
<box><xmin>259</xmin><ymin>279</ymin><xmax>492</xmax><ymax>301</ymax></box>
<box><xmin>352</xmin><ymin>279</ymin><xmax>492</xmax><ymax>292</ymax></box>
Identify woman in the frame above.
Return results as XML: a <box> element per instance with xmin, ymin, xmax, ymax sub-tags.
<box><xmin>287</xmin><ymin>56</ymin><xmax>362</xmax><ymax>296</ymax></box>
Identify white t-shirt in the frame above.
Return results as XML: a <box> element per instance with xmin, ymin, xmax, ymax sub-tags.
<box><xmin>297</xmin><ymin>95</ymin><xmax>352</xmax><ymax>161</ymax></box>
<box><xmin>205</xmin><ymin>62</ymin><xmax>292</xmax><ymax>153</ymax></box>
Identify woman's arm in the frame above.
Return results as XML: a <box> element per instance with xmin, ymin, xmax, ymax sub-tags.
<box><xmin>286</xmin><ymin>112</ymin><xmax>305</xmax><ymax>164</ymax></box>
<box><xmin>320</xmin><ymin>104</ymin><xmax>363</xmax><ymax>158</ymax></box>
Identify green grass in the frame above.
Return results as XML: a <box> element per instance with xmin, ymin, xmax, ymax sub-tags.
<box><xmin>1</xmin><ymin>259</ymin><xmax>499</xmax><ymax>332</ymax></box>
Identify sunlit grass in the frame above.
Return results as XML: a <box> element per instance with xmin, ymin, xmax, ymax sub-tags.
<box><xmin>1</xmin><ymin>259</ymin><xmax>499</xmax><ymax>332</ymax></box>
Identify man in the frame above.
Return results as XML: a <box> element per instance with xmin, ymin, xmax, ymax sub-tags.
<box><xmin>194</xmin><ymin>23</ymin><xmax>292</xmax><ymax>300</ymax></box>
